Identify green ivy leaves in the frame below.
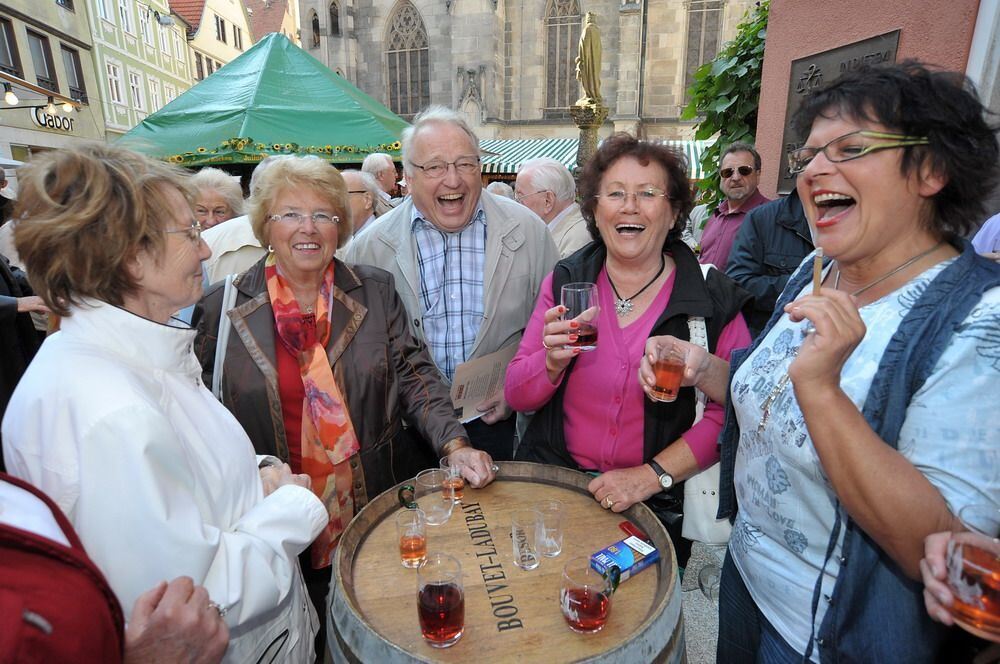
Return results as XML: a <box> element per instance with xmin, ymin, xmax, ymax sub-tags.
<box><xmin>681</xmin><ymin>1</ymin><xmax>769</xmax><ymax>212</ymax></box>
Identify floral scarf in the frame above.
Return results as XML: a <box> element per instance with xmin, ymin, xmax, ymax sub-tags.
<box><xmin>265</xmin><ymin>253</ymin><xmax>359</xmax><ymax>568</ymax></box>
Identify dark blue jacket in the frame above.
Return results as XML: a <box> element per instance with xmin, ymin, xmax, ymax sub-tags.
<box><xmin>717</xmin><ymin>238</ymin><xmax>1000</xmax><ymax>662</ymax></box>
<box><xmin>725</xmin><ymin>189</ymin><xmax>813</xmax><ymax>336</ymax></box>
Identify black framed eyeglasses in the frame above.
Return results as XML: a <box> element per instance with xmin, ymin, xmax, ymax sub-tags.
<box><xmin>164</xmin><ymin>220</ymin><xmax>203</xmax><ymax>243</ymax></box>
<box><xmin>787</xmin><ymin>130</ymin><xmax>930</xmax><ymax>174</ymax></box>
<box><xmin>720</xmin><ymin>165</ymin><xmax>755</xmax><ymax>179</ymax></box>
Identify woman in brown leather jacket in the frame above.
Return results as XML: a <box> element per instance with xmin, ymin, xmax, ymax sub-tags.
<box><xmin>193</xmin><ymin>156</ymin><xmax>495</xmax><ymax>660</ymax></box>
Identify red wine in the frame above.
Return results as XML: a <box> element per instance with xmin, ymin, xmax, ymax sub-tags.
<box><xmin>566</xmin><ymin>323</ymin><xmax>598</xmax><ymax>351</ymax></box>
<box><xmin>418</xmin><ymin>582</ymin><xmax>465</xmax><ymax>646</ymax></box>
<box><xmin>560</xmin><ymin>587</ymin><xmax>610</xmax><ymax>633</ymax></box>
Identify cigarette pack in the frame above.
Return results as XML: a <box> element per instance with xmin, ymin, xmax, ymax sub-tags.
<box><xmin>590</xmin><ymin>535</ymin><xmax>659</xmax><ymax>584</ymax></box>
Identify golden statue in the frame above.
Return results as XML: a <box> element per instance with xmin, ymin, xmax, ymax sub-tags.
<box><xmin>575</xmin><ymin>12</ymin><xmax>602</xmax><ymax>106</ymax></box>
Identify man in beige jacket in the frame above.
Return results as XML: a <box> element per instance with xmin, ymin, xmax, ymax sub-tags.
<box><xmin>514</xmin><ymin>157</ymin><xmax>591</xmax><ymax>258</ymax></box>
<box><xmin>343</xmin><ymin>106</ymin><xmax>558</xmax><ymax>460</ymax></box>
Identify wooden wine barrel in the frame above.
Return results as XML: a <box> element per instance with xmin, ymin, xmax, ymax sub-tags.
<box><xmin>328</xmin><ymin>461</ymin><xmax>685</xmax><ymax>663</ymax></box>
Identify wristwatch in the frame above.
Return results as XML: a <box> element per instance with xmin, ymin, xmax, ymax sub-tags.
<box><xmin>647</xmin><ymin>460</ymin><xmax>674</xmax><ymax>492</ymax></box>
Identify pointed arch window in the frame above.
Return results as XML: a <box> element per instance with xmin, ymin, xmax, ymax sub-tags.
<box><xmin>544</xmin><ymin>0</ymin><xmax>581</xmax><ymax>117</ymax></box>
<box><xmin>384</xmin><ymin>2</ymin><xmax>429</xmax><ymax>119</ymax></box>
<box><xmin>684</xmin><ymin>0</ymin><xmax>723</xmax><ymax>102</ymax></box>
<box><xmin>310</xmin><ymin>10</ymin><xmax>320</xmax><ymax>49</ymax></box>
<box><xmin>329</xmin><ymin>1</ymin><xmax>341</xmax><ymax>37</ymax></box>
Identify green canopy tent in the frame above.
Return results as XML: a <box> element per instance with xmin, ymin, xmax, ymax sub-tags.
<box><xmin>119</xmin><ymin>33</ymin><xmax>409</xmax><ymax>166</ymax></box>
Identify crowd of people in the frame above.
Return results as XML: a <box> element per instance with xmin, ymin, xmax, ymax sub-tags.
<box><xmin>1</xmin><ymin>60</ymin><xmax>998</xmax><ymax>663</ymax></box>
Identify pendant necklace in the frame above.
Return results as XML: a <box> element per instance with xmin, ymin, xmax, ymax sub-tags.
<box><xmin>606</xmin><ymin>254</ymin><xmax>666</xmax><ymax>317</ymax></box>
<box><xmin>833</xmin><ymin>241</ymin><xmax>944</xmax><ymax>297</ymax></box>
<box><xmin>758</xmin><ymin>241</ymin><xmax>944</xmax><ymax>432</ymax></box>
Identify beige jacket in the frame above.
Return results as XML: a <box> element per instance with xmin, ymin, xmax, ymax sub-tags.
<box><xmin>342</xmin><ymin>190</ymin><xmax>559</xmax><ymax>371</ymax></box>
<box><xmin>549</xmin><ymin>203</ymin><xmax>593</xmax><ymax>258</ymax></box>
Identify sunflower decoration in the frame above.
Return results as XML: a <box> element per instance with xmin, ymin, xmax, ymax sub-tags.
<box><xmin>390</xmin><ymin>141</ymin><xmax>402</xmax><ymax>151</ymax></box>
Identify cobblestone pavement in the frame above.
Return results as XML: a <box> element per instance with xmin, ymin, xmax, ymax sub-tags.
<box><xmin>682</xmin><ymin>542</ymin><xmax>726</xmax><ymax>664</ymax></box>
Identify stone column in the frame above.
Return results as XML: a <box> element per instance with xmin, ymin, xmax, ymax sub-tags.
<box><xmin>570</xmin><ymin>102</ymin><xmax>609</xmax><ymax>174</ymax></box>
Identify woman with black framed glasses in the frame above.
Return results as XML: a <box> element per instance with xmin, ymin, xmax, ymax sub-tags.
<box><xmin>661</xmin><ymin>61</ymin><xmax>1000</xmax><ymax>662</ymax></box>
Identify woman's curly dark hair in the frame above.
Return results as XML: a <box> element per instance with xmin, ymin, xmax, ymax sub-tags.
<box><xmin>793</xmin><ymin>60</ymin><xmax>999</xmax><ymax>237</ymax></box>
<box><xmin>578</xmin><ymin>133</ymin><xmax>694</xmax><ymax>248</ymax></box>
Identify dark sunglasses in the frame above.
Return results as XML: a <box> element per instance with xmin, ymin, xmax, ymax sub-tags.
<box><xmin>720</xmin><ymin>165</ymin><xmax>755</xmax><ymax>179</ymax></box>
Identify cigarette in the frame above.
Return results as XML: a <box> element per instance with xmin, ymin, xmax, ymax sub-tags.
<box><xmin>812</xmin><ymin>247</ymin><xmax>824</xmax><ymax>296</ymax></box>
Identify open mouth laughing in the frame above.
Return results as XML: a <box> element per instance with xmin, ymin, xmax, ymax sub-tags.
<box><xmin>813</xmin><ymin>191</ymin><xmax>856</xmax><ymax>226</ymax></box>
<box><xmin>615</xmin><ymin>223</ymin><xmax>646</xmax><ymax>236</ymax></box>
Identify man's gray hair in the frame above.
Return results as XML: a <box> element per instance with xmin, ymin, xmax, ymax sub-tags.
<box><xmin>361</xmin><ymin>152</ymin><xmax>394</xmax><ymax>176</ymax></box>
<box><xmin>485</xmin><ymin>181</ymin><xmax>514</xmax><ymax>199</ymax></box>
<box><xmin>340</xmin><ymin>169</ymin><xmax>381</xmax><ymax>196</ymax></box>
<box><xmin>190</xmin><ymin>167</ymin><xmax>245</xmax><ymax>216</ymax></box>
<box><xmin>517</xmin><ymin>157</ymin><xmax>576</xmax><ymax>203</ymax></box>
<box><xmin>401</xmin><ymin>105</ymin><xmax>480</xmax><ymax>176</ymax></box>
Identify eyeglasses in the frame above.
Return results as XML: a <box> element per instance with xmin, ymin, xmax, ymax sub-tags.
<box><xmin>594</xmin><ymin>188</ymin><xmax>671</xmax><ymax>206</ymax></box>
<box><xmin>267</xmin><ymin>211</ymin><xmax>340</xmax><ymax>225</ymax></box>
<box><xmin>347</xmin><ymin>190</ymin><xmax>369</xmax><ymax>195</ymax></box>
<box><xmin>787</xmin><ymin>130</ymin><xmax>930</xmax><ymax>174</ymax></box>
<box><xmin>165</xmin><ymin>220</ymin><xmax>203</xmax><ymax>243</ymax></box>
<box><xmin>514</xmin><ymin>189</ymin><xmax>550</xmax><ymax>203</ymax></box>
<box><xmin>720</xmin><ymin>165</ymin><xmax>755</xmax><ymax>179</ymax></box>
<box><xmin>408</xmin><ymin>157</ymin><xmax>481</xmax><ymax>179</ymax></box>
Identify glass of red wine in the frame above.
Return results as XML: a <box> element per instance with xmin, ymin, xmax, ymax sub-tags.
<box><xmin>946</xmin><ymin>504</ymin><xmax>1000</xmax><ymax>642</ymax></box>
<box><xmin>417</xmin><ymin>552</ymin><xmax>465</xmax><ymax>648</ymax></box>
<box><xmin>560</xmin><ymin>282</ymin><xmax>599</xmax><ymax>352</ymax></box>
<box><xmin>560</xmin><ymin>556</ymin><xmax>613</xmax><ymax>633</ymax></box>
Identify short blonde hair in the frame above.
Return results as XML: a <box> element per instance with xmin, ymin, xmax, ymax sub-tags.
<box><xmin>249</xmin><ymin>156</ymin><xmax>352</xmax><ymax>249</ymax></box>
<box><xmin>14</xmin><ymin>142</ymin><xmax>192</xmax><ymax>317</ymax></box>
<box><xmin>190</xmin><ymin>167</ymin><xmax>245</xmax><ymax>218</ymax></box>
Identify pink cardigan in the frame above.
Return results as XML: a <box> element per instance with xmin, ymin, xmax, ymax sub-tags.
<box><xmin>505</xmin><ymin>267</ymin><xmax>750</xmax><ymax>471</ymax></box>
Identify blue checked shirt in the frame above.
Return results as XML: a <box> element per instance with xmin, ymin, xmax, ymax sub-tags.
<box><xmin>411</xmin><ymin>204</ymin><xmax>487</xmax><ymax>382</ymax></box>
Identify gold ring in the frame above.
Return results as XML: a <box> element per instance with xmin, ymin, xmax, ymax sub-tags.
<box><xmin>542</xmin><ymin>339</ymin><xmax>555</xmax><ymax>350</ymax></box>
<box><xmin>601</xmin><ymin>496</ymin><xmax>614</xmax><ymax>509</ymax></box>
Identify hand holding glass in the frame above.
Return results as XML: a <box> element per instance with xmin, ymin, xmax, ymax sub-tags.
<box><xmin>560</xmin><ymin>283</ymin><xmax>599</xmax><ymax>351</ymax></box>
<box><xmin>945</xmin><ymin>504</ymin><xmax>1000</xmax><ymax>641</ymax></box>
<box><xmin>650</xmin><ymin>342</ymin><xmax>686</xmax><ymax>403</ymax></box>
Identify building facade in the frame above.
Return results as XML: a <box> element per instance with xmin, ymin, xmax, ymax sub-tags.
<box><xmin>171</xmin><ymin>0</ymin><xmax>254</xmax><ymax>84</ymax></box>
<box><xmin>299</xmin><ymin>0</ymin><xmax>754</xmax><ymax>139</ymax></box>
<box><xmin>0</xmin><ymin>0</ymin><xmax>105</xmax><ymax>160</ymax></box>
<box><xmin>246</xmin><ymin>0</ymin><xmax>300</xmax><ymax>45</ymax></box>
<box><xmin>89</xmin><ymin>0</ymin><xmax>193</xmax><ymax>139</ymax></box>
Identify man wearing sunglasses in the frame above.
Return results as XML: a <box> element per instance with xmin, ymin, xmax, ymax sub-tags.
<box><xmin>699</xmin><ymin>141</ymin><xmax>770</xmax><ymax>268</ymax></box>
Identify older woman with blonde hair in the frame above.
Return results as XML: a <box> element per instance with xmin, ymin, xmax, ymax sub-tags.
<box><xmin>2</xmin><ymin>143</ymin><xmax>326</xmax><ymax>662</ymax></box>
<box><xmin>193</xmin><ymin>155</ymin><xmax>496</xmax><ymax>658</ymax></box>
<box><xmin>192</xmin><ymin>167</ymin><xmax>244</xmax><ymax>229</ymax></box>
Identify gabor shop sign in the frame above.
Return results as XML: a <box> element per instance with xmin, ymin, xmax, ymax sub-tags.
<box><xmin>31</xmin><ymin>107</ymin><xmax>75</xmax><ymax>133</ymax></box>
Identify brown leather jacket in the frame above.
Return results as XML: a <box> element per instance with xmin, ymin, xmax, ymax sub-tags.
<box><xmin>193</xmin><ymin>258</ymin><xmax>467</xmax><ymax>509</ymax></box>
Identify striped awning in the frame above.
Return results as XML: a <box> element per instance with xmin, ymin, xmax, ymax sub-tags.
<box><xmin>479</xmin><ymin>137</ymin><xmax>713</xmax><ymax>180</ymax></box>
<box><xmin>479</xmin><ymin>138</ymin><xmax>578</xmax><ymax>174</ymax></box>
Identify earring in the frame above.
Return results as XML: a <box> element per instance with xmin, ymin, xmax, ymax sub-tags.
<box><xmin>267</xmin><ymin>244</ymin><xmax>274</xmax><ymax>253</ymax></box>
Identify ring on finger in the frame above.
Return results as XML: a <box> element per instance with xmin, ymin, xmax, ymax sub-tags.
<box><xmin>542</xmin><ymin>338</ymin><xmax>555</xmax><ymax>350</ymax></box>
<box><xmin>601</xmin><ymin>495</ymin><xmax>614</xmax><ymax>509</ymax></box>
<box><xmin>208</xmin><ymin>601</ymin><xmax>228</xmax><ymax>618</ymax></box>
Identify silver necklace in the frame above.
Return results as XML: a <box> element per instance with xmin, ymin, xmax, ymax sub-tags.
<box><xmin>759</xmin><ymin>241</ymin><xmax>944</xmax><ymax>432</ymax></box>
<box><xmin>834</xmin><ymin>241</ymin><xmax>944</xmax><ymax>297</ymax></box>
<box><xmin>606</xmin><ymin>254</ymin><xmax>666</xmax><ymax>317</ymax></box>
